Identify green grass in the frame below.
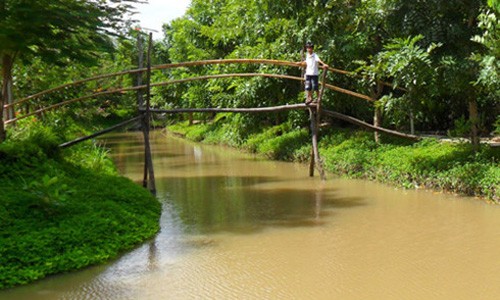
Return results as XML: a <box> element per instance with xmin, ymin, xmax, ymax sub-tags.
<box><xmin>0</xmin><ymin>125</ymin><xmax>161</xmax><ymax>289</ymax></box>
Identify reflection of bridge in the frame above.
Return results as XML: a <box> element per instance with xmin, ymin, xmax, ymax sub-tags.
<box><xmin>3</xmin><ymin>47</ymin><xmax>419</xmax><ymax>194</ymax></box>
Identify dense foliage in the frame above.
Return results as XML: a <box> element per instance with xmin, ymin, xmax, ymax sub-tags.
<box><xmin>154</xmin><ymin>0</ymin><xmax>498</xmax><ymax>144</ymax></box>
<box><xmin>0</xmin><ymin>122</ymin><xmax>161</xmax><ymax>289</ymax></box>
<box><xmin>0</xmin><ymin>0</ymin><xmax>141</xmax><ymax>141</ymax></box>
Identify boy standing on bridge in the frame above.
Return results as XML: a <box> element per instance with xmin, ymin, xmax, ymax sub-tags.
<box><xmin>300</xmin><ymin>42</ymin><xmax>329</xmax><ymax>104</ymax></box>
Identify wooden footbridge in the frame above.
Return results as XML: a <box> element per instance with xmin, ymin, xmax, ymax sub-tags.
<box><xmin>3</xmin><ymin>34</ymin><xmax>419</xmax><ymax>195</ymax></box>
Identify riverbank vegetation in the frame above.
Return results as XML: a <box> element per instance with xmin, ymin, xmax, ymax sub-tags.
<box><xmin>0</xmin><ymin>120</ymin><xmax>161</xmax><ymax>289</ymax></box>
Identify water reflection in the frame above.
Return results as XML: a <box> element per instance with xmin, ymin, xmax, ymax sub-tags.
<box><xmin>155</xmin><ymin>174</ymin><xmax>364</xmax><ymax>234</ymax></box>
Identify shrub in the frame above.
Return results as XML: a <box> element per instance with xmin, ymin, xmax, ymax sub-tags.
<box><xmin>257</xmin><ymin>128</ymin><xmax>309</xmax><ymax>160</ymax></box>
<box><xmin>244</xmin><ymin>123</ymin><xmax>291</xmax><ymax>153</ymax></box>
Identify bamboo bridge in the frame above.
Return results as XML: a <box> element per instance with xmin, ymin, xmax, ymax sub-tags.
<box><xmin>3</xmin><ymin>34</ymin><xmax>419</xmax><ymax>195</ymax></box>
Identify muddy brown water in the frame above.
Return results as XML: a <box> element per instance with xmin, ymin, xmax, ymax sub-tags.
<box><xmin>2</xmin><ymin>131</ymin><xmax>500</xmax><ymax>300</ymax></box>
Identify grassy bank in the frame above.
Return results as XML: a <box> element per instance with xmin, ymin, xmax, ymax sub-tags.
<box><xmin>0</xmin><ymin>124</ymin><xmax>161</xmax><ymax>289</ymax></box>
<box><xmin>168</xmin><ymin>118</ymin><xmax>499</xmax><ymax>203</ymax></box>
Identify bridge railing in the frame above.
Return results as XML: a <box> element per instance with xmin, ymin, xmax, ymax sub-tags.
<box><xmin>4</xmin><ymin>59</ymin><xmax>380</xmax><ymax>125</ymax></box>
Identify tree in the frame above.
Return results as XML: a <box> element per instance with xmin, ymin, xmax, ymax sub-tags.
<box><xmin>359</xmin><ymin>35</ymin><xmax>436</xmax><ymax>134</ymax></box>
<box><xmin>472</xmin><ymin>4</ymin><xmax>499</xmax><ymax>106</ymax></box>
<box><xmin>0</xmin><ymin>0</ymin><xmax>140</xmax><ymax>142</ymax></box>
<box><xmin>387</xmin><ymin>0</ymin><xmax>487</xmax><ymax>147</ymax></box>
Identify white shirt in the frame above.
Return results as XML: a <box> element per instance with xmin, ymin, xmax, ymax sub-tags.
<box><xmin>305</xmin><ymin>53</ymin><xmax>320</xmax><ymax>76</ymax></box>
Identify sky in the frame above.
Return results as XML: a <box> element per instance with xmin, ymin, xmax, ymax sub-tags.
<box><xmin>132</xmin><ymin>0</ymin><xmax>191</xmax><ymax>37</ymax></box>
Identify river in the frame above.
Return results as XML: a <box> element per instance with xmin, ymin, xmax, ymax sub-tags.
<box><xmin>1</xmin><ymin>131</ymin><xmax>500</xmax><ymax>299</ymax></box>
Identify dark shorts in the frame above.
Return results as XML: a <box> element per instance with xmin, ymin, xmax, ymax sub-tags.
<box><xmin>305</xmin><ymin>75</ymin><xmax>319</xmax><ymax>91</ymax></box>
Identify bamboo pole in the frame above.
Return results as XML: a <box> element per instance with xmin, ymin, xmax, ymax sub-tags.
<box><xmin>148</xmin><ymin>106</ymin><xmax>420</xmax><ymax>140</ymax></box>
<box><xmin>309</xmin><ymin>147</ymin><xmax>315</xmax><ymax>177</ymax></box>
<box><xmin>307</xmin><ymin>68</ymin><xmax>328</xmax><ymax>180</ymax></box>
<box><xmin>144</xmin><ymin>106</ymin><xmax>420</xmax><ymax>141</ymax></box>
<box><xmin>142</xmin><ymin>32</ymin><xmax>156</xmax><ymax>195</ymax></box>
<box><xmin>136</xmin><ymin>33</ymin><xmax>144</xmax><ymax>108</ymax></box>
<box><xmin>308</xmin><ymin>107</ymin><xmax>325</xmax><ymax>179</ymax></box>
<box><xmin>149</xmin><ymin>74</ymin><xmax>374</xmax><ymax>102</ymax></box>
<box><xmin>371</xmin><ymin>80</ymin><xmax>384</xmax><ymax>144</ymax></box>
<box><xmin>322</xmin><ymin>109</ymin><xmax>421</xmax><ymax>140</ymax></box>
<box><xmin>142</xmin><ymin>103</ymin><xmax>309</xmax><ymax>114</ymax></box>
<box><xmin>4</xmin><ymin>86</ymin><xmax>143</xmax><ymax>125</ymax></box>
<box><xmin>317</xmin><ymin>68</ymin><xmax>328</xmax><ymax>126</ymax></box>
<box><xmin>314</xmin><ymin>68</ymin><xmax>328</xmax><ymax>181</ymax></box>
<box><xmin>5</xmin><ymin>69</ymin><xmax>144</xmax><ymax>110</ymax></box>
<box><xmin>59</xmin><ymin>116</ymin><xmax>141</xmax><ymax>148</ymax></box>
<box><xmin>5</xmin><ymin>60</ymin><xmax>302</xmax><ymax>109</ymax></box>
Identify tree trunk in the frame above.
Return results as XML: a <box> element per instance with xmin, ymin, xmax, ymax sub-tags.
<box><xmin>409</xmin><ymin>110</ymin><xmax>415</xmax><ymax>135</ymax></box>
<box><xmin>371</xmin><ymin>81</ymin><xmax>384</xmax><ymax>144</ymax></box>
<box><xmin>469</xmin><ymin>98</ymin><xmax>480</xmax><ymax>151</ymax></box>
<box><xmin>374</xmin><ymin>106</ymin><xmax>382</xmax><ymax>144</ymax></box>
<box><xmin>188</xmin><ymin>112</ymin><xmax>193</xmax><ymax>125</ymax></box>
<box><xmin>1</xmin><ymin>54</ymin><xmax>14</xmax><ymax>142</ymax></box>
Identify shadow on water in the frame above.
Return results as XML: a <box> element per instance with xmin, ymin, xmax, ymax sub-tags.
<box><xmin>155</xmin><ymin>175</ymin><xmax>366</xmax><ymax>235</ymax></box>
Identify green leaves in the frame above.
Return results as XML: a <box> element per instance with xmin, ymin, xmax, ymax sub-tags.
<box><xmin>373</xmin><ymin>35</ymin><xmax>435</xmax><ymax>89</ymax></box>
<box><xmin>22</xmin><ymin>175</ymin><xmax>73</xmax><ymax>208</ymax></box>
<box><xmin>0</xmin><ymin>0</ymin><xmax>139</xmax><ymax>62</ymax></box>
<box><xmin>471</xmin><ymin>7</ymin><xmax>500</xmax><ymax>96</ymax></box>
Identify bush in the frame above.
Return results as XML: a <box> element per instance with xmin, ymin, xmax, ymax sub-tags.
<box><xmin>257</xmin><ymin>128</ymin><xmax>309</xmax><ymax>160</ymax></box>
<box><xmin>244</xmin><ymin>123</ymin><xmax>291</xmax><ymax>153</ymax></box>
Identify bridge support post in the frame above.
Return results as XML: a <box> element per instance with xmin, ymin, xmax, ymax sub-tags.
<box><xmin>308</xmin><ymin>68</ymin><xmax>328</xmax><ymax>180</ymax></box>
<box><xmin>136</xmin><ymin>31</ymin><xmax>144</xmax><ymax>109</ymax></box>
<box><xmin>141</xmin><ymin>32</ymin><xmax>156</xmax><ymax>195</ymax></box>
<box><xmin>309</xmin><ymin>107</ymin><xmax>325</xmax><ymax>180</ymax></box>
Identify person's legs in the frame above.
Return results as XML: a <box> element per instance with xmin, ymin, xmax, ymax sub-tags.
<box><xmin>305</xmin><ymin>76</ymin><xmax>313</xmax><ymax>103</ymax></box>
<box><xmin>311</xmin><ymin>76</ymin><xmax>319</xmax><ymax>102</ymax></box>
